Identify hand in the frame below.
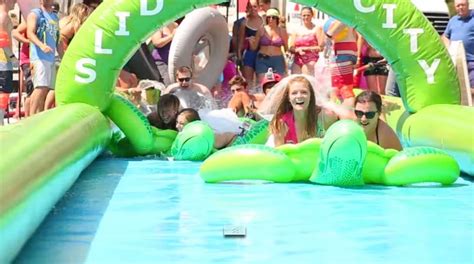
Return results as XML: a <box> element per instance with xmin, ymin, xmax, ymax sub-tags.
<box><xmin>274</xmin><ymin>120</ymin><xmax>288</xmax><ymax>142</ymax></box>
<box><xmin>295</xmin><ymin>47</ymin><xmax>305</xmax><ymax>55</ymax></box>
<box><xmin>41</xmin><ymin>44</ymin><xmax>53</xmax><ymax>53</ymax></box>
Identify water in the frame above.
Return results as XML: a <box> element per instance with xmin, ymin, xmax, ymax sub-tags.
<box><xmin>15</xmin><ymin>156</ymin><xmax>474</xmax><ymax>264</ymax></box>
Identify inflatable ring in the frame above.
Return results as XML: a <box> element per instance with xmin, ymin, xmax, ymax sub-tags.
<box><xmin>200</xmin><ymin>120</ymin><xmax>459</xmax><ymax>186</ymax></box>
<box><xmin>168</xmin><ymin>8</ymin><xmax>229</xmax><ymax>89</ymax></box>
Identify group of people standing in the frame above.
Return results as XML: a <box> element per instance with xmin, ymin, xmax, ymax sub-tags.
<box><xmin>0</xmin><ymin>0</ymin><xmax>100</xmax><ymax>124</ymax></box>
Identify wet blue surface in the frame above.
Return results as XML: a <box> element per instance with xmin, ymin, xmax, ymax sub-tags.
<box><xmin>16</xmin><ymin>156</ymin><xmax>474</xmax><ymax>264</ymax></box>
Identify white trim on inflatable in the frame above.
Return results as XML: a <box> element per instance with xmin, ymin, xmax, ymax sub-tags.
<box><xmin>168</xmin><ymin>8</ymin><xmax>229</xmax><ymax>89</ymax></box>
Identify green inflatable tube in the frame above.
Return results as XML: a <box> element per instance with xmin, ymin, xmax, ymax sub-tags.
<box><xmin>200</xmin><ymin>120</ymin><xmax>459</xmax><ymax>186</ymax></box>
<box><xmin>400</xmin><ymin>104</ymin><xmax>474</xmax><ymax>176</ymax></box>
<box><xmin>171</xmin><ymin>121</ymin><xmax>215</xmax><ymax>161</ymax></box>
<box><xmin>0</xmin><ymin>104</ymin><xmax>111</xmax><ymax>263</ymax></box>
<box><xmin>201</xmin><ymin>144</ymin><xmax>295</xmax><ymax>183</ymax></box>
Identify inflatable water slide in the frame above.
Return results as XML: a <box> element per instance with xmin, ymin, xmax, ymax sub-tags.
<box><xmin>1</xmin><ymin>0</ymin><xmax>473</xmax><ymax>262</ymax></box>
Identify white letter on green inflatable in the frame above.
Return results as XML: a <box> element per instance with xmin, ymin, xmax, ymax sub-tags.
<box><xmin>419</xmin><ymin>59</ymin><xmax>440</xmax><ymax>84</ymax></box>
<box><xmin>95</xmin><ymin>30</ymin><xmax>113</xmax><ymax>54</ymax></box>
<box><xmin>404</xmin><ymin>28</ymin><xmax>423</xmax><ymax>53</ymax></box>
<box><xmin>75</xmin><ymin>58</ymin><xmax>96</xmax><ymax>83</ymax></box>
<box><xmin>353</xmin><ymin>0</ymin><xmax>375</xmax><ymax>13</ymax></box>
<box><xmin>115</xmin><ymin>12</ymin><xmax>131</xmax><ymax>36</ymax></box>
<box><xmin>140</xmin><ymin>0</ymin><xmax>164</xmax><ymax>16</ymax></box>
<box><xmin>382</xmin><ymin>4</ymin><xmax>397</xmax><ymax>29</ymax></box>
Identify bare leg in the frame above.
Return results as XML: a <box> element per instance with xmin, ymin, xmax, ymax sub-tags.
<box><xmin>29</xmin><ymin>87</ymin><xmax>49</xmax><ymax>115</ymax></box>
<box><xmin>242</xmin><ymin>66</ymin><xmax>255</xmax><ymax>87</ymax></box>
<box><xmin>291</xmin><ymin>63</ymin><xmax>302</xmax><ymax>74</ymax></box>
<box><xmin>24</xmin><ymin>97</ymin><xmax>31</xmax><ymax>117</ymax></box>
<box><xmin>302</xmin><ymin>61</ymin><xmax>316</xmax><ymax>76</ymax></box>
<box><xmin>45</xmin><ymin>90</ymin><xmax>55</xmax><ymax>109</ymax></box>
<box><xmin>214</xmin><ymin>132</ymin><xmax>237</xmax><ymax>149</ymax></box>
<box><xmin>376</xmin><ymin>75</ymin><xmax>388</xmax><ymax>95</ymax></box>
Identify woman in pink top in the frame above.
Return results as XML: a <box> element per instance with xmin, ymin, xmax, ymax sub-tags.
<box><xmin>269</xmin><ymin>75</ymin><xmax>339</xmax><ymax>146</ymax></box>
<box><xmin>288</xmin><ymin>7</ymin><xmax>323</xmax><ymax>75</ymax></box>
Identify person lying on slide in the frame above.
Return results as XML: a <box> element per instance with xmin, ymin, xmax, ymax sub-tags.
<box><xmin>147</xmin><ymin>94</ymin><xmax>181</xmax><ymax>131</ymax></box>
<box><xmin>176</xmin><ymin>108</ymin><xmax>237</xmax><ymax>149</ymax></box>
<box><xmin>354</xmin><ymin>91</ymin><xmax>402</xmax><ymax>150</ymax></box>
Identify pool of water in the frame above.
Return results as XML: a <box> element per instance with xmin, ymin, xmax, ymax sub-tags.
<box><xmin>15</xmin><ymin>156</ymin><xmax>474</xmax><ymax>263</ymax></box>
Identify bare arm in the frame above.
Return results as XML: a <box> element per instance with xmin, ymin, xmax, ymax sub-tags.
<box><xmin>151</xmin><ymin>29</ymin><xmax>173</xmax><ymax>48</ymax></box>
<box><xmin>379</xmin><ymin>120</ymin><xmax>402</xmax><ymax>151</ymax></box>
<box><xmin>27</xmin><ymin>11</ymin><xmax>52</xmax><ymax>54</ymax></box>
<box><xmin>12</xmin><ymin>21</ymin><xmax>29</xmax><ymax>43</ymax></box>
<box><xmin>237</xmin><ymin>19</ymin><xmax>246</xmax><ymax>58</ymax></box>
<box><xmin>281</xmin><ymin>27</ymin><xmax>289</xmax><ymax>51</ymax></box>
<box><xmin>441</xmin><ymin>35</ymin><xmax>450</xmax><ymax>49</ymax></box>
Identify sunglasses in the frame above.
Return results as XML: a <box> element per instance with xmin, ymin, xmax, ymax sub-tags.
<box><xmin>354</xmin><ymin>110</ymin><xmax>377</xmax><ymax>119</ymax></box>
<box><xmin>267</xmin><ymin>16</ymin><xmax>279</xmax><ymax>20</ymax></box>
<box><xmin>178</xmin><ymin>77</ymin><xmax>191</xmax><ymax>82</ymax></box>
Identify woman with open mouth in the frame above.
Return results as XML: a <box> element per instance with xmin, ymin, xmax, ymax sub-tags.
<box><xmin>354</xmin><ymin>91</ymin><xmax>402</xmax><ymax>150</ymax></box>
<box><xmin>269</xmin><ymin>75</ymin><xmax>340</xmax><ymax>147</ymax></box>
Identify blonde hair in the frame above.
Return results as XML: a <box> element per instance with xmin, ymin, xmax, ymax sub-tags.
<box><xmin>270</xmin><ymin>76</ymin><xmax>319</xmax><ymax>138</ymax></box>
<box><xmin>65</xmin><ymin>3</ymin><xmax>91</xmax><ymax>34</ymax></box>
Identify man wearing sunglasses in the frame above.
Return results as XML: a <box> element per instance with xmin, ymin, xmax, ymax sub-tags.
<box><xmin>162</xmin><ymin>66</ymin><xmax>215</xmax><ymax>110</ymax></box>
<box><xmin>354</xmin><ymin>91</ymin><xmax>402</xmax><ymax>151</ymax></box>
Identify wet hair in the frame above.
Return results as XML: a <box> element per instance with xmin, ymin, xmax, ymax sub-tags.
<box><xmin>178</xmin><ymin>108</ymin><xmax>201</xmax><ymax>124</ymax></box>
<box><xmin>228</xmin><ymin>75</ymin><xmax>247</xmax><ymax>88</ymax></box>
<box><xmin>176</xmin><ymin>66</ymin><xmax>193</xmax><ymax>78</ymax></box>
<box><xmin>157</xmin><ymin>94</ymin><xmax>180</xmax><ymax>125</ymax></box>
<box><xmin>354</xmin><ymin>91</ymin><xmax>382</xmax><ymax>113</ymax></box>
<box><xmin>271</xmin><ymin>76</ymin><xmax>319</xmax><ymax>138</ymax></box>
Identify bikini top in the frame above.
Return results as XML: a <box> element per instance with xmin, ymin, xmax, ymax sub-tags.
<box><xmin>281</xmin><ymin>111</ymin><xmax>325</xmax><ymax>144</ymax></box>
<box><xmin>259</xmin><ymin>34</ymin><xmax>284</xmax><ymax>47</ymax></box>
<box><xmin>245</xmin><ymin>25</ymin><xmax>258</xmax><ymax>38</ymax></box>
<box><xmin>294</xmin><ymin>34</ymin><xmax>318</xmax><ymax>47</ymax></box>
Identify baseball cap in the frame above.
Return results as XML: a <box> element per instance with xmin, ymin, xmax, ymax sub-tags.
<box><xmin>261</xmin><ymin>73</ymin><xmax>282</xmax><ymax>88</ymax></box>
<box><xmin>266</xmin><ymin>8</ymin><xmax>280</xmax><ymax>18</ymax></box>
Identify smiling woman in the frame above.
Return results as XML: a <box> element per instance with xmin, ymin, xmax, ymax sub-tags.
<box><xmin>354</xmin><ymin>91</ymin><xmax>402</xmax><ymax>150</ymax></box>
<box><xmin>269</xmin><ymin>75</ymin><xmax>337</xmax><ymax>147</ymax></box>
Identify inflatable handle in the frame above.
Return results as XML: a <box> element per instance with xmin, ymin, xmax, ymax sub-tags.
<box><xmin>384</xmin><ymin>147</ymin><xmax>460</xmax><ymax>185</ymax></box>
<box><xmin>310</xmin><ymin>120</ymin><xmax>367</xmax><ymax>186</ymax></box>
<box><xmin>171</xmin><ymin>121</ymin><xmax>215</xmax><ymax>161</ymax></box>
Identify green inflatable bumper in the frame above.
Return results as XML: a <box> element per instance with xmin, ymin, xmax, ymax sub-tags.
<box><xmin>0</xmin><ymin>104</ymin><xmax>111</xmax><ymax>263</ymax></box>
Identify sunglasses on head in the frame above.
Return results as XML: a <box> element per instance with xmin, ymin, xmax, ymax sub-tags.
<box><xmin>178</xmin><ymin>77</ymin><xmax>191</xmax><ymax>82</ymax></box>
<box><xmin>354</xmin><ymin>110</ymin><xmax>377</xmax><ymax>119</ymax></box>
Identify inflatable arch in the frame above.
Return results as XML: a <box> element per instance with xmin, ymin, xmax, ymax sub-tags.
<box><xmin>55</xmin><ymin>0</ymin><xmax>460</xmax><ymax>156</ymax></box>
